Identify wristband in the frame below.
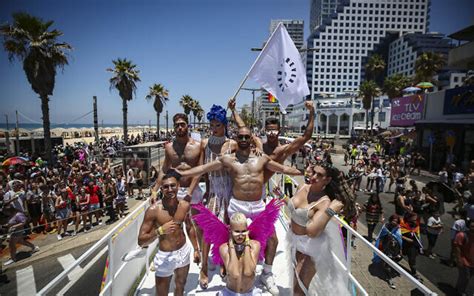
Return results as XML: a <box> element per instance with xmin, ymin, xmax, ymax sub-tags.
<box><xmin>325</xmin><ymin>207</ymin><xmax>336</xmax><ymax>217</ymax></box>
<box><xmin>156</xmin><ymin>226</ymin><xmax>164</xmax><ymax>236</ymax></box>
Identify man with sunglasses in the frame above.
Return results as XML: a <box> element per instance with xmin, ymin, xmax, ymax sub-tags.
<box><xmin>219</xmin><ymin>212</ymin><xmax>261</xmax><ymax>296</ymax></box>
<box><xmin>174</xmin><ymin>127</ymin><xmax>302</xmax><ymax>294</ymax></box>
<box><xmin>152</xmin><ymin>113</ymin><xmax>203</xmax><ymax>264</ymax></box>
<box><xmin>257</xmin><ymin>100</ymin><xmax>314</xmax><ymax>294</ymax></box>
<box><xmin>138</xmin><ymin>173</ymin><xmax>191</xmax><ymax>296</ymax></box>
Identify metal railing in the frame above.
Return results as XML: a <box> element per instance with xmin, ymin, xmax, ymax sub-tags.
<box><xmin>37</xmin><ymin>200</ymin><xmax>151</xmax><ymax>295</ymax></box>
<box><xmin>280</xmin><ymin>175</ymin><xmax>437</xmax><ymax>296</ymax></box>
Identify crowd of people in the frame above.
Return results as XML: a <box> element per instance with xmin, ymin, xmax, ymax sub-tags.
<box><xmin>0</xmin><ymin>142</ymin><xmax>151</xmax><ymax>267</ymax></box>
<box><xmin>1</xmin><ymin>100</ymin><xmax>473</xmax><ymax>295</ymax></box>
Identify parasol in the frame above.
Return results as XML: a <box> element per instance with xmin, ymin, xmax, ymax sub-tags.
<box><xmin>2</xmin><ymin>156</ymin><xmax>29</xmax><ymax>167</ymax></box>
<box><xmin>402</xmin><ymin>86</ymin><xmax>421</xmax><ymax>93</ymax></box>
<box><xmin>416</xmin><ymin>82</ymin><xmax>434</xmax><ymax>89</ymax></box>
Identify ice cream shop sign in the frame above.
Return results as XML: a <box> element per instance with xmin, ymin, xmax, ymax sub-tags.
<box><xmin>390</xmin><ymin>95</ymin><xmax>424</xmax><ymax>127</ymax></box>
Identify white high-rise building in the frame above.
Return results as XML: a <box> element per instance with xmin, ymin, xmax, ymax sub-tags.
<box><xmin>307</xmin><ymin>0</ymin><xmax>430</xmax><ymax>99</ymax></box>
<box><xmin>270</xmin><ymin>19</ymin><xmax>305</xmax><ymax>49</ymax></box>
<box><xmin>310</xmin><ymin>0</ymin><xmax>342</xmax><ymax>32</ymax></box>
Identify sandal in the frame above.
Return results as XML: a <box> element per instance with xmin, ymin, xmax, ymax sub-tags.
<box><xmin>193</xmin><ymin>250</ymin><xmax>201</xmax><ymax>264</ymax></box>
<box><xmin>199</xmin><ymin>271</ymin><xmax>208</xmax><ymax>290</ymax></box>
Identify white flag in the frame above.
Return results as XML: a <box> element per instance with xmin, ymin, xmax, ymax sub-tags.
<box><xmin>248</xmin><ymin>22</ymin><xmax>309</xmax><ymax>110</ymax></box>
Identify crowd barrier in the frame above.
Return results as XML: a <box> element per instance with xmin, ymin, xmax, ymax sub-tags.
<box><xmin>37</xmin><ymin>200</ymin><xmax>156</xmax><ymax>295</ymax></box>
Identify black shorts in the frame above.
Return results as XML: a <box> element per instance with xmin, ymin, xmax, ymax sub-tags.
<box><xmin>136</xmin><ymin>180</ymin><xmax>143</xmax><ymax>187</ymax></box>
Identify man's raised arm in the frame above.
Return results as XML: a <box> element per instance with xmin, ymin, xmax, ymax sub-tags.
<box><xmin>265</xmin><ymin>158</ymin><xmax>302</xmax><ymax>176</ymax></box>
<box><xmin>175</xmin><ymin>158</ymin><xmax>224</xmax><ymax>178</ymax></box>
<box><xmin>228</xmin><ymin>98</ymin><xmax>246</xmax><ymax>128</ymax></box>
<box><xmin>283</xmin><ymin>101</ymin><xmax>315</xmax><ymax>157</ymax></box>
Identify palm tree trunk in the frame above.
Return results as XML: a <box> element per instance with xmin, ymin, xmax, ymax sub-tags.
<box><xmin>122</xmin><ymin>99</ymin><xmax>128</xmax><ymax>143</ymax></box>
<box><xmin>365</xmin><ymin>109</ymin><xmax>369</xmax><ymax>134</ymax></box>
<box><xmin>370</xmin><ymin>97</ymin><xmax>375</xmax><ymax>135</ymax></box>
<box><xmin>40</xmin><ymin>95</ymin><xmax>53</xmax><ymax>162</ymax></box>
<box><xmin>157</xmin><ymin>112</ymin><xmax>160</xmax><ymax>139</ymax></box>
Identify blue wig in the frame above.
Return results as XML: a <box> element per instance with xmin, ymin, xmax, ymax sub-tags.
<box><xmin>207</xmin><ymin>105</ymin><xmax>228</xmax><ymax>125</ymax></box>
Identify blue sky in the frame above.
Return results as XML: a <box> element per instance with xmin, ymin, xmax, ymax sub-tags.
<box><xmin>1</xmin><ymin>0</ymin><xmax>473</xmax><ymax>125</ymax></box>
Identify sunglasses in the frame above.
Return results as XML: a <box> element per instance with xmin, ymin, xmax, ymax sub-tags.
<box><xmin>162</xmin><ymin>184</ymin><xmax>177</xmax><ymax>190</ymax></box>
<box><xmin>237</xmin><ymin>135</ymin><xmax>251</xmax><ymax>140</ymax></box>
<box><xmin>265</xmin><ymin>130</ymin><xmax>279</xmax><ymax>136</ymax></box>
<box><xmin>232</xmin><ymin>230</ymin><xmax>249</xmax><ymax>237</ymax></box>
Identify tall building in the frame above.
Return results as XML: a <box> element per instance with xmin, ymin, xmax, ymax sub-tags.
<box><xmin>310</xmin><ymin>0</ymin><xmax>342</xmax><ymax>32</ymax></box>
<box><xmin>306</xmin><ymin>0</ymin><xmax>431</xmax><ymax>99</ymax></box>
<box><xmin>387</xmin><ymin>33</ymin><xmax>452</xmax><ymax>77</ymax></box>
<box><xmin>270</xmin><ymin>19</ymin><xmax>304</xmax><ymax>49</ymax></box>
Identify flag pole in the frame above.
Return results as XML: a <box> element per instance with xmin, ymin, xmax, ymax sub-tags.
<box><xmin>230</xmin><ymin>22</ymin><xmax>284</xmax><ymax>102</ymax></box>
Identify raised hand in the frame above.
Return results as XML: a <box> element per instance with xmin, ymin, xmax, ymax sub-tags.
<box><xmin>160</xmin><ymin>220</ymin><xmax>178</xmax><ymax>234</ymax></box>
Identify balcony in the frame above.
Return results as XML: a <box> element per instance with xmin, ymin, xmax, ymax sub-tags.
<box><xmin>448</xmin><ymin>41</ymin><xmax>474</xmax><ymax>68</ymax></box>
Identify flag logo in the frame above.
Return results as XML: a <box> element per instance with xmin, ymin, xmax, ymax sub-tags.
<box><xmin>277</xmin><ymin>58</ymin><xmax>297</xmax><ymax>92</ymax></box>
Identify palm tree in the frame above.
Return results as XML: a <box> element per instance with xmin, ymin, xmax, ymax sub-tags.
<box><xmin>107</xmin><ymin>58</ymin><xmax>140</xmax><ymax>143</ymax></box>
<box><xmin>191</xmin><ymin>100</ymin><xmax>202</xmax><ymax>126</ymax></box>
<box><xmin>383</xmin><ymin>74</ymin><xmax>412</xmax><ymax>101</ymax></box>
<box><xmin>414</xmin><ymin>52</ymin><xmax>445</xmax><ymax>84</ymax></box>
<box><xmin>179</xmin><ymin>95</ymin><xmax>193</xmax><ymax>123</ymax></box>
<box><xmin>365</xmin><ymin>54</ymin><xmax>386</xmax><ymax>86</ymax></box>
<box><xmin>145</xmin><ymin>83</ymin><xmax>169</xmax><ymax>137</ymax></box>
<box><xmin>358</xmin><ymin>80</ymin><xmax>381</xmax><ymax>133</ymax></box>
<box><xmin>196</xmin><ymin>106</ymin><xmax>204</xmax><ymax>123</ymax></box>
<box><xmin>1</xmin><ymin>12</ymin><xmax>72</xmax><ymax>161</ymax></box>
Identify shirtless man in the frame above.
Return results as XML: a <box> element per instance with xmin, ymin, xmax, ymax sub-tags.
<box><xmin>219</xmin><ymin>212</ymin><xmax>261</xmax><ymax>296</ymax></box>
<box><xmin>138</xmin><ymin>173</ymin><xmax>191</xmax><ymax>296</ymax></box>
<box><xmin>256</xmin><ymin>100</ymin><xmax>315</xmax><ymax>294</ymax></box>
<box><xmin>152</xmin><ymin>113</ymin><xmax>202</xmax><ymax>263</ymax></box>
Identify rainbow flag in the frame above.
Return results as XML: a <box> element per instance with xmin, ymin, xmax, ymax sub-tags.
<box><xmin>268</xmin><ymin>93</ymin><xmax>277</xmax><ymax>103</ymax></box>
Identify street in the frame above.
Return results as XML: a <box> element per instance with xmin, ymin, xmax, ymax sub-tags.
<box><xmin>327</xmin><ymin>151</ymin><xmax>473</xmax><ymax>295</ymax></box>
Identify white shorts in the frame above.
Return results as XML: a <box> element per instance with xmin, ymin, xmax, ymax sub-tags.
<box><xmin>177</xmin><ymin>186</ymin><xmax>203</xmax><ymax>205</ymax></box>
<box><xmin>218</xmin><ymin>287</ymin><xmax>262</xmax><ymax>296</ymax></box>
<box><xmin>291</xmin><ymin>231</ymin><xmax>313</xmax><ymax>255</ymax></box>
<box><xmin>154</xmin><ymin>242</ymin><xmax>191</xmax><ymax>277</ymax></box>
<box><xmin>227</xmin><ymin>198</ymin><xmax>265</xmax><ymax>221</ymax></box>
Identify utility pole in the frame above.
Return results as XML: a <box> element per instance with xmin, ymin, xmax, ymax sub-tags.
<box><xmin>165</xmin><ymin>110</ymin><xmax>169</xmax><ymax>138</ymax></box>
<box><xmin>93</xmin><ymin>96</ymin><xmax>99</xmax><ymax>145</ymax></box>
<box><xmin>4</xmin><ymin>114</ymin><xmax>11</xmax><ymax>155</ymax></box>
<box><xmin>15</xmin><ymin>110</ymin><xmax>20</xmax><ymax>155</ymax></box>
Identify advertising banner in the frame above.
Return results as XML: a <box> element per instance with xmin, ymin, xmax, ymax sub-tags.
<box><xmin>443</xmin><ymin>86</ymin><xmax>474</xmax><ymax>115</ymax></box>
<box><xmin>390</xmin><ymin>95</ymin><xmax>424</xmax><ymax>127</ymax></box>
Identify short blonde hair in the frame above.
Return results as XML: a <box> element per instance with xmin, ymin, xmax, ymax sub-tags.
<box><xmin>230</xmin><ymin>212</ymin><xmax>247</xmax><ymax>225</ymax></box>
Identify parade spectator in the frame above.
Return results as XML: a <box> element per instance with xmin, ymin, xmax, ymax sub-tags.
<box><xmin>363</xmin><ymin>192</ymin><xmax>384</xmax><ymax>242</ymax></box>
<box><xmin>374</xmin><ymin>214</ymin><xmax>402</xmax><ymax>289</ymax></box>
<box><xmin>85</xmin><ymin>180</ymin><xmax>102</xmax><ymax>226</ymax></box>
<box><xmin>401</xmin><ymin>211</ymin><xmax>423</xmax><ymax>281</ymax></box>
<box><xmin>55</xmin><ymin>189</ymin><xmax>70</xmax><ymax>240</ymax></box>
<box><xmin>3</xmin><ymin>206</ymin><xmax>39</xmax><ymax>266</ymax></box>
<box><xmin>453</xmin><ymin>221</ymin><xmax>474</xmax><ymax>295</ymax></box>
<box><xmin>395</xmin><ymin>189</ymin><xmax>413</xmax><ymax>217</ymax></box>
<box><xmin>115</xmin><ymin>174</ymin><xmax>127</xmax><ymax>218</ymax></box>
<box><xmin>77</xmin><ymin>187</ymin><xmax>91</xmax><ymax>232</ymax></box>
<box><xmin>425</xmin><ymin>210</ymin><xmax>443</xmax><ymax>256</ymax></box>
<box><xmin>26</xmin><ymin>183</ymin><xmax>42</xmax><ymax>233</ymax></box>
<box><xmin>126</xmin><ymin>167</ymin><xmax>135</xmax><ymax>198</ymax></box>
<box><xmin>103</xmin><ymin>174</ymin><xmax>117</xmax><ymax>223</ymax></box>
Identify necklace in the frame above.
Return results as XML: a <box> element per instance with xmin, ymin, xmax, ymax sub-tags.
<box><xmin>208</xmin><ymin>135</ymin><xmax>226</xmax><ymax>145</ymax></box>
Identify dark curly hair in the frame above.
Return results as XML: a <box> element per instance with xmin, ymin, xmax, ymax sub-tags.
<box><xmin>313</xmin><ymin>162</ymin><xmax>357</xmax><ymax>220</ymax></box>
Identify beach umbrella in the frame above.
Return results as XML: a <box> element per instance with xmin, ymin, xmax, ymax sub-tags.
<box><xmin>402</xmin><ymin>86</ymin><xmax>421</xmax><ymax>93</ymax></box>
<box><xmin>416</xmin><ymin>82</ymin><xmax>434</xmax><ymax>89</ymax></box>
<box><xmin>2</xmin><ymin>156</ymin><xmax>29</xmax><ymax>167</ymax></box>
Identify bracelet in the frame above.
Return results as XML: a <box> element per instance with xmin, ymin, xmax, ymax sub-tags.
<box><xmin>156</xmin><ymin>226</ymin><xmax>164</xmax><ymax>236</ymax></box>
<box><xmin>325</xmin><ymin>208</ymin><xmax>336</xmax><ymax>217</ymax></box>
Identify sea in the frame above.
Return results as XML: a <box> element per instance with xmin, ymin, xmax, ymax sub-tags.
<box><xmin>0</xmin><ymin>123</ymin><xmax>159</xmax><ymax>130</ymax></box>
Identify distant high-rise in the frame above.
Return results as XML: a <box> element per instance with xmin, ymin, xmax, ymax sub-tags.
<box><xmin>270</xmin><ymin>19</ymin><xmax>304</xmax><ymax>49</ymax></box>
<box><xmin>310</xmin><ymin>0</ymin><xmax>342</xmax><ymax>32</ymax></box>
<box><xmin>306</xmin><ymin>0</ymin><xmax>430</xmax><ymax>99</ymax></box>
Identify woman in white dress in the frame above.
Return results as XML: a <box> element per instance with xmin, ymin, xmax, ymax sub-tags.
<box><xmin>287</xmin><ymin>163</ymin><xmax>354</xmax><ymax>295</ymax></box>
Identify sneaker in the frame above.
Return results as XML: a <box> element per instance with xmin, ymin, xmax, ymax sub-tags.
<box><xmin>388</xmin><ymin>279</ymin><xmax>396</xmax><ymax>289</ymax></box>
<box><xmin>261</xmin><ymin>272</ymin><xmax>279</xmax><ymax>295</ymax></box>
<box><xmin>413</xmin><ymin>274</ymin><xmax>423</xmax><ymax>282</ymax></box>
<box><xmin>121</xmin><ymin>247</ymin><xmax>147</xmax><ymax>262</ymax></box>
<box><xmin>57</xmin><ymin>234</ymin><xmax>63</xmax><ymax>241</ymax></box>
<box><xmin>72</xmin><ymin>231</ymin><xmax>77</xmax><ymax>236</ymax></box>
<box><xmin>150</xmin><ymin>264</ymin><xmax>155</xmax><ymax>272</ymax></box>
<box><xmin>4</xmin><ymin>259</ymin><xmax>15</xmax><ymax>266</ymax></box>
<box><xmin>98</xmin><ymin>221</ymin><xmax>103</xmax><ymax>226</ymax></box>
<box><xmin>32</xmin><ymin>246</ymin><xmax>40</xmax><ymax>253</ymax></box>
<box><xmin>84</xmin><ymin>228</ymin><xmax>88</xmax><ymax>233</ymax></box>
<box><xmin>428</xmin><ymin>254</ymin><xmax>435</xmax><ymax>259</ymax></box>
